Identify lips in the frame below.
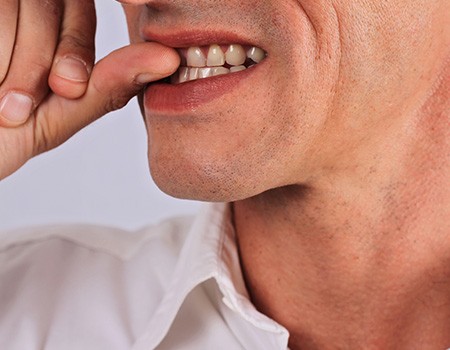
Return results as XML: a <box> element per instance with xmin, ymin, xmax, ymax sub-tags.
<box><xmin>140</xmin><ymin>30</ymin><xmax>268</xmax><ymax>113</ymax></box>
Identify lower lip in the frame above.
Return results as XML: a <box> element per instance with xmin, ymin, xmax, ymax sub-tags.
<box><xmin>143</xmin><ymin>65</ymin><xmax>258</xmax><ymax>114</ymax></box>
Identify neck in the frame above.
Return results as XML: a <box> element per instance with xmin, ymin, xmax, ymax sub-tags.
<box><xmin>234</xmin><ymin>62</ymin><xmax>450</xmax><ymax>350</ymax></box>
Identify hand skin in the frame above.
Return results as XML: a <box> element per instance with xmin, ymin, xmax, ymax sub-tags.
<box><xmin>121</xmin><ymin>1</ymin><xmax>450</xmax><ymax>349</ymax></box>
<box><xmin>0</xmin><ymin>0</ymin><xmax>97</xmax><ymax>126</ymax></box>
<box><xmin>0</xmin><ymin>0</ymin><xmax>180</xmax><ymax>180</ymax></box>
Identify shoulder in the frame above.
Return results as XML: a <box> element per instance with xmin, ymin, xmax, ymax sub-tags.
<box><xmin>0</xmin><ymin>216</ymin><xmax>194</xmax><ymax>261</ymax></box>
<box><xmin>0</xmin><ymin>216</ymin><xmax>196</xmax><ymax>350</ymax></box>
<box><xmin>0</xmin><ymin>217</ymin><xmax>196</xmax><ymax>294</ymax></box>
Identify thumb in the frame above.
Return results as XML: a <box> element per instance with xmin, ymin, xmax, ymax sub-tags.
<box><xmin>34</xmin><ymin>42</ymin><xmax>180</xmax><ymax>153</ymax></box>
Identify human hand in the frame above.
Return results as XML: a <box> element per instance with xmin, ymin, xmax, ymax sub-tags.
<box><xmin>0</xmin><ymin>0</ymin><xmax>180</xmax><ymax>180</ymax></box>
<box><xmin>1</xmin><ymin>0</ymin><xmax>97</xmax><ymax>125</ymax></box>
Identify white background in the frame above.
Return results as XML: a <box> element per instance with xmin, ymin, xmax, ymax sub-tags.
<box><xmin>0</xmin><ymin>1</ymin><xmax>200</xmax><ymax>231</ymax></box>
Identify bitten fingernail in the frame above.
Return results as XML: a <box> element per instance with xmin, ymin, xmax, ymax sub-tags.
<box><xmin>0</xmin><ymin>92</ymin><xmax>33</xmax><ymax>124</ymax></box>
<box><xmin>54</xmin><ymin>57</ymin><xmax>89</xmax><ymax>82</ymax></box>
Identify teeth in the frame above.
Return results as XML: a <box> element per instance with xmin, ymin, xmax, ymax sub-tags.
<box><xmin>187</xmin><ymin>47</ymin><xmax>206</xmax><ymax>67</ymax></box>
<box><xmin>173</xmin><ymin>66</ymin><xmax>245</xmax><ymax>84</ymax></box>
<box><xmin>247</xmin><ymin>47</ymin><xmax>265</xmax><ymax>63</ymax></box>
<box><xmin>189</xmin><ymin>67</ymin><xmax>199</xmax><ymax>80</ymax></box>
<box><xmin>198</xmin><ymin>67</ymin><xmax>213</xmax><ymax>79</ymax></box>
<box><xmin>225</xmin><ymin>44</ymin><xmax>246</xmax><ymax>66</ymax></box>
<box><xmin>207</xmin><ymin>44</ymin><xmax>225</xmax><ymax>67</ymax></box>
<box><xmin>212</xmin><ymin>67</ymin><xmax>230</xmax><ymax>76</ymax></box>
<box><xmin>173</xmin><ymin>43</ymin><xmax>266</xmax><ymax>84</ymax></box>
<box><xmin>179</xmin><ymin>67</ymin><xmax>189</xmax><ymax>83</ymax></box>
<box><xmin>229</xmin><ymin>65</ymin><xmax>246</xmax><ymax>73</ymax></box>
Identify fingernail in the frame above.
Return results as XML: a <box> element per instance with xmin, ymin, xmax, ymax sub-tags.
<box><xmin>54</xmin><ymin>57</ymin><xmax>89</xmax><ymax>82</ymax></box>
<box><xmin>0</xmin><ymin>92</ymin><xmax>33</xmax><ymax>124</ymax></box>
<box><xmin>136</xmin><ymin>73</ymin><xmax>160</xmax><ymax>84</ymax></box>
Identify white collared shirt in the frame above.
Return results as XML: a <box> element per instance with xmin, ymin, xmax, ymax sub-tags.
<box><xmin>0</xmin><ymin>203</ymin><xmax>289</xmax><ymax>349</ymax></box>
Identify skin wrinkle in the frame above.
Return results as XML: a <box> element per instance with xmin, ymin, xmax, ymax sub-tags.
<box><xmin>120</xmin><ymin>0</ymin><xmax>450</xmax><ymax>348</ymax></box>
<box><xmin>327</xmin><ymin>1</ymin><xmax>343</xmax><ymax>141</ymax></box>
<box><xmin>294</xmin><ymin>1</ymin><xmax>319</xmax><ymax>58</ymax></box>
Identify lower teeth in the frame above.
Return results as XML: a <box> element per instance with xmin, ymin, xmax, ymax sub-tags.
<box><xmin>171</xmin><ymin>64</ymin><xmax>254</xmax><ymax>84</ymax></box>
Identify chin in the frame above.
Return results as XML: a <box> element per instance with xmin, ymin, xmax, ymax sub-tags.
<box><xmin>148</xmin><ymin>155</ymin><xmax>268</xmax><ymax>202</ymax></box>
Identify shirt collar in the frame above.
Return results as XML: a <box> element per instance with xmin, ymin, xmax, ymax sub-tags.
<box><xmin>132</xmin><ymin>202</ymin><xmax>289</xmax><ymax>350</ymax></box>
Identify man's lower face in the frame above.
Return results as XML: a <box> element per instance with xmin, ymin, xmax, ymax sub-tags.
<box><xmin>120</xmin><ymin>0</ymin><xmax>371</xmax><ymax>201</ymax></box>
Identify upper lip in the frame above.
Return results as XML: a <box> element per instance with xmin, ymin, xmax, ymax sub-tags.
<box><xmin>140</xmin><ymin>28</ymin><xmax>265</xmax><ymax>50</ymax></box>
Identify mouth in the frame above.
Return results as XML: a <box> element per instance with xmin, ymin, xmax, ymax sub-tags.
<box><xmin>141</xmin><ymin>30</ymin><xmax>268</xmax><ymax>113</ymax></box>
<box><xmin>169</xmin><ymin>44</ymin><xmax>266</xmax><ymax>84</ymax></box>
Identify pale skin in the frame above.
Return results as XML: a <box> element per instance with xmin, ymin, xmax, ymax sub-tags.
<box><xmin>1</xmin><ymin>0</ymin><xmax>449</xmax><ymax>349</ymax></box>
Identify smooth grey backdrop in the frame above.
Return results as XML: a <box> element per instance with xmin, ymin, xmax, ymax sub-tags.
<box><xmin>0</xmin><ymin>1</ymin><xmax>200</xmax><ymax>231</ymax></box>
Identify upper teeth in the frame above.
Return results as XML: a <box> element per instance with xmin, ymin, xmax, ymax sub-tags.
<box><xmin>225</xmin><ymin>45</ymin><xmax>246</xmax><ymax>66</ymax></box>
<box><xmin>172</xmin><ymin>44</ymin><xmax>266</xmax><ymax>84</ymax></box>
<box><xmin>207</xmin><ymin>44</ymin><xmax>226</xmax><ymax>67</ymax></box>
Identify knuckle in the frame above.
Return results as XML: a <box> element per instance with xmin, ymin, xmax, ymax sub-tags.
<box><xmin>32</xmin><ymin>116</ymin><xmax>52</xmax><ymax>155</ymax></box>
<box><xmin>105</xmin><ymin>94</ymin><xmax>130</xmax><ymax>113</ymax></box>
<box><xmin>5</xmin><ymin>60</ymin><xmax>51</xmax><ymax>96</ymax></box>
<box><xmin>91</xmin><ymin>80</ymin><xmax>133</xmax><ymax>114</ymax></box>
<box><xmin>33</xmin><ymin>117</ymin><xmax>66</xmax><ymax>156</ymax></box>
<box><xmin>28</xmin><ymin>59</ymin><xmax>52</xmax><ymax>76</ymax></box>
<box><xmin>41</xmin><ymin>0</ymin><xmax>62</xmax><ymax>18</ymax></box>
<box><xmin>60</xmin><ymin>30</ymin><xmax>93</xmax><ymax>53</ymax></box>
<box><xmin>26</xmin><ymin>61</ymin><xmax>52</xmax><ymax>90</ymax></box>
<box><xmin>59</xmin><ymin>32</ymin><xmax>95</xmax><ymax>64</ymax></box>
